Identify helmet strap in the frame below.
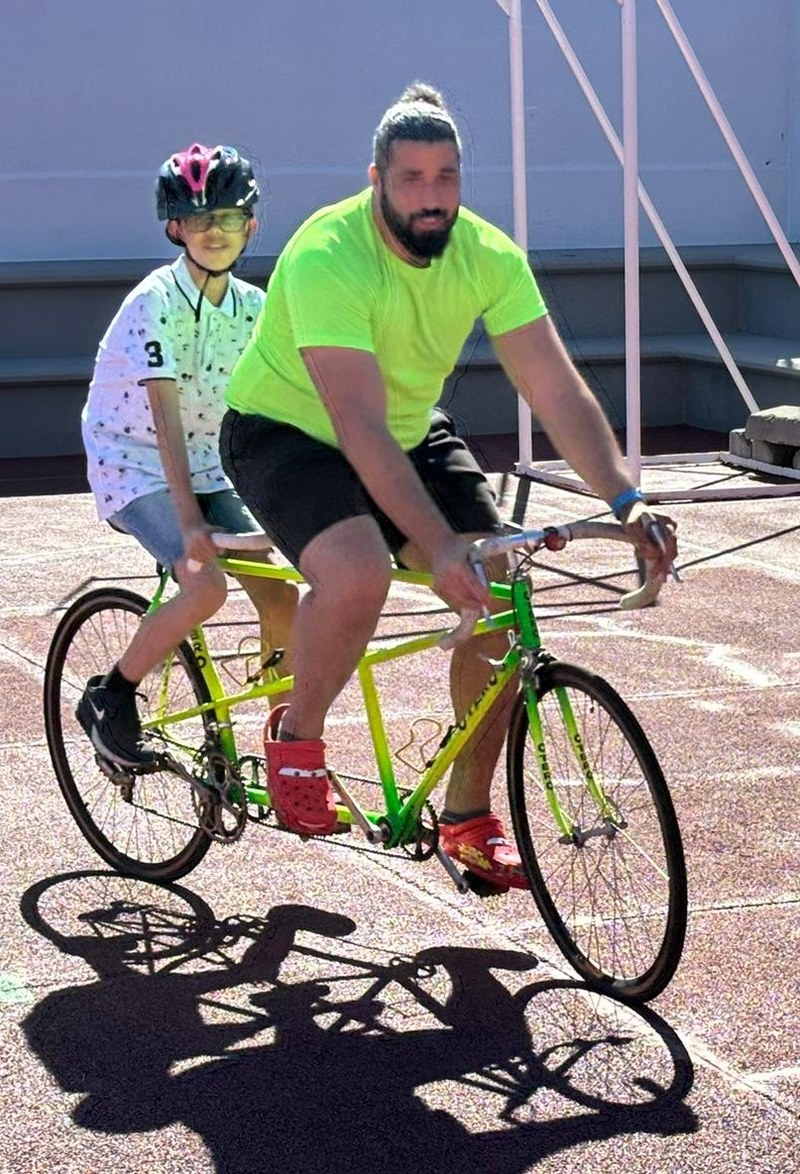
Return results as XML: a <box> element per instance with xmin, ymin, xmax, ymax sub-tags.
<box><xmin>182</xmin><ymin>239</ymin><xmax>248</xmax><ymax>322</ymax></box>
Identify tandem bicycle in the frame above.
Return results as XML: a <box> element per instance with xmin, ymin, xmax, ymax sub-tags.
<box><xmin>43</xmin><ymin>519</ymin><xmax>687</xmax><ymax>1002</ymax></box>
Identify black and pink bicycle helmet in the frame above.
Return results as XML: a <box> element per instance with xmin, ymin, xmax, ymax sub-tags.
<box><xmin>156</xmin><ymin>143</ymin><xmax>259</xmax><ymax>220</ymax></box>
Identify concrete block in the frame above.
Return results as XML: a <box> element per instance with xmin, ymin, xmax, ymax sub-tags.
<box><xmin>728</xmin><ymin>429</ymin><xmax>751</xmax><ymax>458</ymax></box>
<box><xmin>750</xmin><ymin>439</ymin><xmax>795</xmax><ymax>466</ymax></box>
<box><xmin>744</xmin><ymin>405</ymin><xmax>800</xmax><ymax>446</ymax></box>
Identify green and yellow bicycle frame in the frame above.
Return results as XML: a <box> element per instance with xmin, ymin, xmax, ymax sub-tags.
<box><xmin>140</xmin><ymin>555</ymin><xmax>599</xmax><ymax>852</ymax></box>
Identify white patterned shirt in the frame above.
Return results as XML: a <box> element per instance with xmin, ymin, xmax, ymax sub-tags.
<box><xmin>82</xmin><ymin>254</ymin><xmax>264</xmax><ymax>519</ymax></box>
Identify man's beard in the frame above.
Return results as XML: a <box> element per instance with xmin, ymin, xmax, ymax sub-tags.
<box><xmin>381</xmin><ymin>189</ymin><xmax>458</xmax><ymax>260</ymax></box>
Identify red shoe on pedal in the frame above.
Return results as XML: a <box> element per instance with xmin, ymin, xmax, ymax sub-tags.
<box><xmin>264</xmin><ymin>705</ymin><xmax>338</xmax><ymax>836</ymax></box>
<box><xmin>440</xmin><ymin>813</ymin><xmax>529</xmax><ymax>890</ymax></box>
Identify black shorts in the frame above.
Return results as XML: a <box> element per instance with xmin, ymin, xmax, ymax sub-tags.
<box><xmin>219</xmin><ymin>408</ymin><xmax>503</xmax><ymax>567</ymax></box>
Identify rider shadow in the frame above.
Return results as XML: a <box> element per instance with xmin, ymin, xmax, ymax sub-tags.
<box><xmin>20</xmin><ymin>871</ymin><xmax>697</xmax><ymax>1174</ymax></box>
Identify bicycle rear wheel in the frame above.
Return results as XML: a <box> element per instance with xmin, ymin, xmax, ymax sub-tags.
<box><xmin>507</xmin><ymin>663</ymin><xmax>687</xmax><ymax>1001</ymax></box>
<box><xmin>44</xmin><ymin>587</ymin><xmax>214</xmax><ymax>882</ymax></box>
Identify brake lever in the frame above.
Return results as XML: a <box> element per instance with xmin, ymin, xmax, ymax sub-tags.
<box><xmin>646</xmin><ymin>520</ymin><xmax>681</xmax><ymax>583</ymax></box>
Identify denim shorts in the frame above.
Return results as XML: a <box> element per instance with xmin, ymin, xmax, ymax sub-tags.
<box><xmin>220</xmin><ymin>407</ymin><xmax>503</xmax><ymax>567</ymax></box>
<box><xmin>109</xmin><ymin>487</ymin><xmax>262</xmax><ymax>572</ymax></box>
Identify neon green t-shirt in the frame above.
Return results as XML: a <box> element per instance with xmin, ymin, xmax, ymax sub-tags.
<box><xmin>226</xmin><ymin>188</ymin><xmax>548</xmax><ymax>450</ymax></box>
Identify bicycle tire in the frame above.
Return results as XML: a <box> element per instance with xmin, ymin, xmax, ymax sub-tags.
<box><xmin>43</xmin><ymin>587</ymin><xmax>214</xmax><ymax>882</ymax></box>
<box><xmin>507</xmin><ymin>663</ymin><xmax>687</xmax><ymax>1002</ymax></box>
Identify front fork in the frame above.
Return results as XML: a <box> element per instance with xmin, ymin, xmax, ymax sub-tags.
<box><xmin>522</xmin><ymin>663</ymin><xmax>620</xmax><ymax>843</ymax></box>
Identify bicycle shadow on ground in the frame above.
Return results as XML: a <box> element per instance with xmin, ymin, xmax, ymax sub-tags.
<box><xmin>20</xmin><ymin>871</ymin><xmax>697</xmax><ymax>1174</ymax></box>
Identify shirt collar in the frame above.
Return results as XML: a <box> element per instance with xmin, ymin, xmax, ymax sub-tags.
<box><xmin>171</xmin><ymin>254</ymin><xmax>236</xmax><ymax>318</ymax></box>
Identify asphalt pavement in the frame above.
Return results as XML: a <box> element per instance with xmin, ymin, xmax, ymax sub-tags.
<box><xmin>1</xmin><ymin>458</ymin><xmax>798</xmax><ymax>1173</ymax></box>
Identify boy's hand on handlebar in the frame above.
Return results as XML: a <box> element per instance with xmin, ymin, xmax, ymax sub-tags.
<box><xmin>431</xmin><ymin>535</ymin><xmax>491</xmax><ymax>615</ymax></box>
<box><xmin>620</xmin><ymin>501</ymin><xmax>678</xmax><ymax>578</ymax></box>
<box><xmin>183</xmin><ymin>522</ymin><xmax>221</xmax><ymax>567</ymax></box>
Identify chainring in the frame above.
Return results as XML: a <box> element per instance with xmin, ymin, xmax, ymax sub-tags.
<box><xmin>399</xmin><ymin>799</ymin><xmax>439</xmax><ymax>861</ymax></box>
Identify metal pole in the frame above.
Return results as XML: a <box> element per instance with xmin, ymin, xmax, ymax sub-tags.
<box><xmin>508</xmin><ymin>0</ymin><xmax>533</xmax><ymax>466</ymax></box>
<box><xmin>621</xmin><ymin>0</ymin><xmax>642</xmax><ymax>483</ymax></box>
<box><xmin>533</xmin><ymin>0</ymin><xmax>758</xmax><ymax>416</ymax></box>
<box><xmin>655</xmin><ymin>0</ymin><xmax>800</xmax><ymax>292</ymax></box>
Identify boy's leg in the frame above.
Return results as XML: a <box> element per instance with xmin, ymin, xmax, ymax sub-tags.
<box><xmin>77</xmin><ymin>490</ymin><xmax>226</xmax><ymax>768</ymax></box>
<box><xmin>117</xmin><ymin>558</ymin><xmax>226</xmax><ymax>681</ymax></box>
<box><xmin>111</xmin><ymin>490</ymin><xmax>228</xmax><ymax>683</ymax></box>
<box><xmin>201</xmin><ymin>489</ymin><xmax>299</xmax><ymax>679</ymax></box>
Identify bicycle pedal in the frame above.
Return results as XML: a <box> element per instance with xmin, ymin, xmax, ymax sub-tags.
<box><xmin>95</xmin><ymin>753</ymin><xmax>165</xmax><ymax>781</ymax></box>
<box><xmin>95</xmin><ymin>754</ymin><xmax>135</xmax><ymax>784</ymax></box>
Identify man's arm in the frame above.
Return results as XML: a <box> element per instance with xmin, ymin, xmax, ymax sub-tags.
<box><xmin>491</xmin><ymin>316</ymin><xmax>677</xmax><ymax>571</ymax></box>
<box><xmin>301</xmin><ymin>346</ymin><xmax>489</xmax><ymax>612</ymax></box>
<box><xmin>491</xmin><ymin>316</ymin><xmax>634</xmax><ymax>501</ymax></box>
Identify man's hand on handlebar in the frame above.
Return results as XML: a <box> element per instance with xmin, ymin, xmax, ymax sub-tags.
<box><xmin>620</xmin><ymin>500</ymin><xmax>678</xmax><ymax>580</ymax></box>
<box><xmin>431</xmin><ymin>534</ymin><xmax>491</xmax><ymax>616</ymax></box>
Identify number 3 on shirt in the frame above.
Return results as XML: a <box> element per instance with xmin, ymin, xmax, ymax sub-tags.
<box><xmin>144</xmin><ymin>340</ymin><xmax>165</xmax><ymax>368</ymax></box>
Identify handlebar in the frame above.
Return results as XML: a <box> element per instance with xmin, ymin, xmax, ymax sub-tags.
<box><xmin>191</xmin><ymin>523</ymin><xmax>674</xmax><ymax>650</ymax></box>
<box><xmin>209</xmin><ymin>531</ymin><xmax>274</xmax><ymax>552</ymax></box>
<box><xmin>438</xmin><ymin>520</ymin><xmax>673</xmax><ymax>650</ymax></box>
<box><xmin>186</xmin><ymin>530</ymin><xmax>274</xmax><ymax>573</ymax></box>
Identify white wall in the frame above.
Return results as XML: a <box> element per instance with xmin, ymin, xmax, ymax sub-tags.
<box><xmin>1</xmin><ymin>0</ymin><xmax>795</xmax><ymax>262</ymax></box>
<box><xmin>789</xmin><ymin>0</ymin><xmax>800</xmax><ymax>241</ymax></box>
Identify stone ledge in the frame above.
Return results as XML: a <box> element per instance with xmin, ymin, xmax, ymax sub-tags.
<box><xmin>744</xmin><ymin>405</ymin><xmax>800</xmax><ymax>446</ymax></box>
<box><xmin>731</xmin><ymin>409</ymin><xmax>800</xmax><ymax>473</ymax></box>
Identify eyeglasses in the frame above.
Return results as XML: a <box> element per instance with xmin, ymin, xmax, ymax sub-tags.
<box><xmin>180</xmin><ymin>212</ymin><xmax>251</xmax><ymax>234</ymax></box>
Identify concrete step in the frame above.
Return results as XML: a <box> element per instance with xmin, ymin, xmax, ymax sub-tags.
<box><xmin>0</xmin><ymin>256</ymin><xmax>275</xmax><ymax>359</ymax></box>
<box><xmin>457</xmin><ymin>330</ymin><xmax>800</xmax><ymax>371</ymax></box>
<box><xmin>4</xmin><ymin>330</ymin><xmax>799</xmax><ymax>459</ymax></box>
<box><xmin>0</xmin><ymin>358</ymin><xmax>91</xmax><ymax>458</ymax></box>
<box><xmin>2</xmin><ymin>244</ymin><xmax>796</xmax><ymax>357</ymax></box>
<box><xmin>0</xmin><ymin>356</ymin><xmax>93</xmax><ymax>383</ymax></box>
<box><xmin>3</xmin><ymin>244</ymin><xmax>799</xmax><ymax>457</ymax></box>
<box><xmin>446</xmin><ymin>330</ymin><xmax>800</xmax><ymax>436</ymax></box>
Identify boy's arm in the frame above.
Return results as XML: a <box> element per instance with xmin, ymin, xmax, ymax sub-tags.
<box><xmin>144</xmin><ymin>378</ymin><xmax>219</xmax><ymax>566</ymax></box>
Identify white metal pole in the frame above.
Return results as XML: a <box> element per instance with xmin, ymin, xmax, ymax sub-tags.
<box><xmin>534</xmin><ymin>0</ymin><xmax>759</xmax><ymax>416</ymax></box>
<box><xmin>655</xmin><ymin>0</ymin><xmax>800</xmax><ymax>292</ymax></box>
<box><xmin>507</xmin><ymin>0</ymin><xmax>533</xmax><ymax>466</ymax></box>
<box><xmin>621</xmin><ymin>0</ymin><xmax>642</xmax><ymax>484</ymax></box>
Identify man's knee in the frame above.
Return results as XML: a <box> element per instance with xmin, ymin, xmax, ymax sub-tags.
<box><xmin>300</xmin><ymin>518</ymin><xmax>392</xmax><ymax>611</ymax></box>
<box><xmin>308</xmin><ymin>561</ymin><xmax>390</xmax><ymax>617</ymax></box>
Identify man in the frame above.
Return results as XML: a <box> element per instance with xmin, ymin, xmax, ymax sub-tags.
<box><xmin>220</xmin><ymin>83</ymin><xmax>677</xmax><ymax>890</ymax></box>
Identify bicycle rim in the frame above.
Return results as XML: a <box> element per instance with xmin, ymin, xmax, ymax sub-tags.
<box><xmin>43</xmin><ymin>587</ymin><xmax>214</xmax><ymax>882</ymax></box>
<box><xmin>507</xmin><ymin>663</ymin><xmax>687</xmax><ymax>1001</ymax></box>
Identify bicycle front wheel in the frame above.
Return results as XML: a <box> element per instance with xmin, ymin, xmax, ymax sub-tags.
<box><xmin>507</xmin><ymin>663</ymin><xmax>687</xmax><ymax>1001</ymax></box>
<box><xmin>43</xmin><ymin>587</ymin><xmax>214</xmax><ymax>882</ymax></box>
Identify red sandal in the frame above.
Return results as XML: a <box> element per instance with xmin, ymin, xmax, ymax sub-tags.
<box><xmin>440</xmin><ymin>814</ymin><xmax>529</xmax><ymax>890</ymax></box>
<box><xmin>264</xmin><ymin>706</ymin><xmax>338</xmax><ymax>836</ymax></box>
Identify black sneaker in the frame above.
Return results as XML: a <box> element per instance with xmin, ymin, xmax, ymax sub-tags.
<box><xmin>76</xmin><ymin>676</ymin><xmax>164</xmax><ymax>771</ymax></box>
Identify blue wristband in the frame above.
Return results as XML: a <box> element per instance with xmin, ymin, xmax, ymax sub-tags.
<box><xmin>611</xmin><ymin>487</ymin><xmax>645</xmax><ymax>520</ymax></box>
